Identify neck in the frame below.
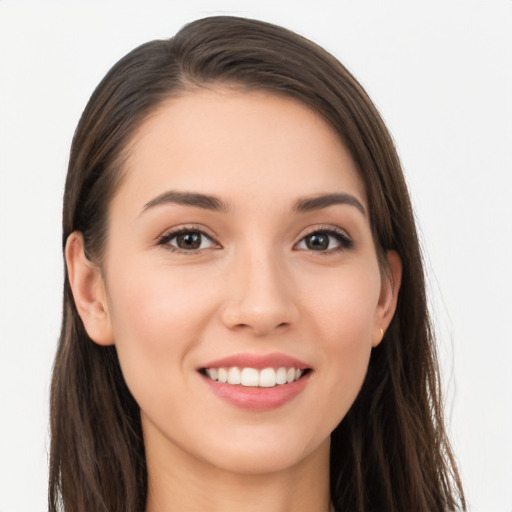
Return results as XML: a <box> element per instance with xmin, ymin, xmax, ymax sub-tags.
<box><xmin>144</xmin><ymin>429</ymin><xmax>331</xmax><ymax>512</ymax></box>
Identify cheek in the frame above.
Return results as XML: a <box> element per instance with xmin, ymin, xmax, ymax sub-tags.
<box><xmin>300</xmin><ymin>263</ymin><xmax>380</xmax><ymax>415</ymax></box>
<box><xmin>108</xmin><ymin>260</ymin><xmax>217</xmax><ymax>344</ymax></box>
<box><xmin>301</xmin><ymin>261</ymin><xmax>380</xmax><ymax>345</ymax></box>
<box><xmin>104</xmin><ymin>261</ymin><xmax>219</xmax><ymax>401</ymax></box>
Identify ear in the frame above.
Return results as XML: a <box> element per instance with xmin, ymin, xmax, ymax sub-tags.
<box><xmin>65</xmin><ymin>232</ymin><xmax>114</xmax><ymax>346</ymax></box>
<box><xmin>372</xmin><ymin>250</ymin><xmax>402</xmax><ymax>347</ymax></box>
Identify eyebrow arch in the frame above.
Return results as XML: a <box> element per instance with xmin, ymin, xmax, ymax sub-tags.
<box><xmin>293</xmin><ymin>193</ymin><xmax>366</xmax><ymax>216</ymax></box>
<box><xmin>142</xmin><ymin>190</ymin><xmax>365</xmax><ymax>217</ymax></box>
<box><xmin>142</xmin><ymin>190</ymin><xmax>229</xmax><ymax>214</ymax></box>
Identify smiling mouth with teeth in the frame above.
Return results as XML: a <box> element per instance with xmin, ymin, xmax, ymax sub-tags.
<box><xmin>201</xmin><ymin>367</ymin><xmax>309</xmax><ymax>388</ymax></box>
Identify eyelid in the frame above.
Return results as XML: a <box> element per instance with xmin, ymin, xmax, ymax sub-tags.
<box><xmin>294</xmin><ymin>224</ymin><xmax>354</xmax><ymax>253</ymax></box>
<box><xmin>154</xmin><ymin>223</ymin><xmax>353</xmax><ymax>254</ymax></box>
<box><xmin>156</xmin><ymin>224</ymin><xmax>221</xmax><ymax>253</ymax></box>
<box><xmin>298</xmin><ymin>224</ymin><xmax>351</xmax><ymax>238</ymax></box>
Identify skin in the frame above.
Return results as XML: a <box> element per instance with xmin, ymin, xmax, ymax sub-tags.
<box><xmin>66</xmin><ymin>89</ymin><xmax>401</xmax><ymax>512</ymax></box>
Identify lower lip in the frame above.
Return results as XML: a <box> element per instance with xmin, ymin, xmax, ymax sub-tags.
<box><xmin>201</xmin><ymin>372</ymin><xmax>311</xmax><ymax>411</ymax></box>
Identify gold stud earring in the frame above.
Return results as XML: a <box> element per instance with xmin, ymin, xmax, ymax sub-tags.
<box><xmin>380</xmin><ymin>328</ymin><xmax>385</xmax><ymax>341</ymax></box>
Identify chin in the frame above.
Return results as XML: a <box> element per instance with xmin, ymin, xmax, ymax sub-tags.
<box><xmin>197</xmin><ymin>428</ymin><xmax>331</xmax><ymax>476</ymax></box>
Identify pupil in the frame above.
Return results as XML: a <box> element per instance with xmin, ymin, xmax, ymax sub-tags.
<box><xmin>307</xmin><ymin>233</ymin><xmax>329</xmax><ymax>250</ymax></box>
<box><xmin>177</xmin><ymin>232</ymin><xmax>201</xmax><ymax>249</ymax></box>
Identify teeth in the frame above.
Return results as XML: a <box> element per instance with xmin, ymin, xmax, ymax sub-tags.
<box><xmin>227</xmin><ymin>367</ymin><xmax>241</xmax><ymax>385</ymax></box>
<box><xmin>218</xmin><ymin>367</ymin><xmax>228</xmax><ymax>383</ymax></box>
<box><xmin>205</xmin><ymin>366</ymin><xmax>306</xmax><ymax>387</ymax></box>
<box><xmin>276</xmin><ymin>367</ymin><xmax>287</xmax><ymax>385</ymax></box>
<box><xmin>259</xmin><ymin>368</ymin><xmax>276</xmax><ymax>388</ymax></box>
<box><xmin>241</xmin><ymin>368</ymin><xmax>259</xmax><ymax>386</ymax></box>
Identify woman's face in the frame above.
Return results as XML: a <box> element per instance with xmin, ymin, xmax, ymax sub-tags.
<box><xmin>88</xmin><ymin>89</ymin><xmax>399</xmax><ymax>475</ymax></box>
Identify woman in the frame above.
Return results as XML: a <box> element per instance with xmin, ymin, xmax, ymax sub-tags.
<box><xmin>49</xmin><ymin>15</ymin><xmax>465</xmax><ymax>512</ymax></box>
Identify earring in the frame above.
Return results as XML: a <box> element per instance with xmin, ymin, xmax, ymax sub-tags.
<box><xmin>380</xmin><ymin>328</ymin><xmax>385</xmax><ymax>341</ymax></box>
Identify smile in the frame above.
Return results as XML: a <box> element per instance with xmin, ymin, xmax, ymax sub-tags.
<box><xmin>200</xmin><ymin>370</ymin><xmax>311</xmax><ymax>411</ymax></box>
<box><xmin>203</xmin><ymin>367</ymin><xmax>306</xmax><ymax>388</ymax></box>
<box><xmin>199</xmin><ymin>353</ymin><xmax>312</xmax><ymax>410</ymax></box>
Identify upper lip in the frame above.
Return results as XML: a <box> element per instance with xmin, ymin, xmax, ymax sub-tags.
<box><xmin>200</xmin><ymin>352</ymin><xmax>311</xmax><ymax>370</ymax></box>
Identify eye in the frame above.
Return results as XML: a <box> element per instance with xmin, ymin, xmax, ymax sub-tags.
<box><xmin>158</xmin><ymin>228</ymin><xmax>218</xmax><ymax>253</ymax></box>
<box><xmin>295</xmin><ymin>228</ymin><xmax>353</xmax><ymax>253</ymax></box>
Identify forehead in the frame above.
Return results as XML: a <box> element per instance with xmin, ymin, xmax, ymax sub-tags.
<box><xmin>116</xmin><ymin>89</ymin><xmax>366</xmax><ymax>215</ymax></box>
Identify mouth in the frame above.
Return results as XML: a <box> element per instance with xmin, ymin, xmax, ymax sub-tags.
<box><xmin>197</xmin><ymin>353</ymin><xmax>312</xmax><ymax>410</ymax></box>
<box><xmin>199</xmin><ymin>366</ymin><xmax>311</xmax><ymax>388</ymax></box>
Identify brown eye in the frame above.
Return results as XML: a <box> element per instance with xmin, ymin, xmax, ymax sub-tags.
<box><xmin>159</xmin><ymin>229</ymin><xmax>217</xmax><ymax>252</ymax></box>
<box><xmin>304</xmin><ymin>233</ymin><xmax>329</xmax><ymax>250</ymax></box>
<box><xmin>176</xmin><ymin>231</ymin><xmax>202</xmax><ymax>250</ymax></box>
<box><xmin>296</xmin><ymin>229</ymin><xmax>353</xmax><ymax>253</ymax></box>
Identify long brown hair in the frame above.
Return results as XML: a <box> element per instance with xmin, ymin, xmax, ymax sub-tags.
<box><xmin>49</xmin><ymin>16</ymin><xmax>465</xmax><ymax>512</ymax></box>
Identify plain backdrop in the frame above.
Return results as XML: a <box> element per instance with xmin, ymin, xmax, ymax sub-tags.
<box><xmin>0</xmin><ymin>1</ymin><xmax>511</xmax><ymax>511</ymax></box>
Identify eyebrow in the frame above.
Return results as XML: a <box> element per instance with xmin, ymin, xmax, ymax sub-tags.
<box><xmin>142</xmin><ymin>190</ymin><xmax>229</xmax><ymax>213</ymax></box>
<box><xmin>293</xmin><ymin>193</ymin><xmax>366</xmax><ymax>216</ymax></box>
<box><xmin>141</xmin><ymin>190</ymin><xmax>365</xmax><ymax>217</ymax></box>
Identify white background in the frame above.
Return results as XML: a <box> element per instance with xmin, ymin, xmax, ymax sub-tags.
<box><xmin>0</xmin><ymin>1</ymin><xmax>511</xmax><ymax>511</ymax></box>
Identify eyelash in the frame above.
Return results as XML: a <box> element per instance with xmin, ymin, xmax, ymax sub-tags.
<box><xmin>157</xmin><ymin>226</ymin><xmax>219</xmax><ymax>255</ymax></box>
<box><xmin>295</xmin><ymin>226</ymin><xmax>354</xmax><ymax>254</ymax></box>
<box><xmin>156</xmin><ymin>226</ymin><xmax>353</xmax><ymax>255</ymax></box>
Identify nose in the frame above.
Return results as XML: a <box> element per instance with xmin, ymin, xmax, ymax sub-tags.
<box><xmin>220</xmin><ymin>249</ymin><xmax>299</xmax><ymax>336</ymax></box>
